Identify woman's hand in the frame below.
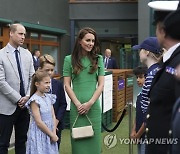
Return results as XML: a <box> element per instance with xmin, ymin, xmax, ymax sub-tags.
<box><xmin>77</xmin><ymin>101</ymin><xmax>93</xmax><ymax>115</ymax></box>
<box><xmin>75</xmin><ymin>103</ymin><xmax>82</xmax><ymax>112</ymax></box>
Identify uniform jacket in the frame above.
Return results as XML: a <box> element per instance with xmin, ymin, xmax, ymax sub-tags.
<box><xmin>146</xmin><ymin>45</ymin><xmax>180</xmax><ymax>153</ymax></box>
<box><xmin>0</xmin><ymin>45</ymin><xmax>35</xmax><ymax>115</ymax></box>
<box><xmin>171</xmin><ymin>97</ymin><xmax>180</xmax><ymax>154</ymax></box>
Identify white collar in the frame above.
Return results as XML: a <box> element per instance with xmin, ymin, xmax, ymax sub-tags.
<box><xmin>33</xmin><ymin>55</ymin><xmax>38</xmax><ymax>60</ymax></box>
<box><xmin>163</xmin><ymin>43</ymin><xmax>180</xmax><ymax>63</ymax></box>
<box><xmin>7</xmin><ymin>43</ymin><xmax>20</xmax><ymax>54</ymax></box>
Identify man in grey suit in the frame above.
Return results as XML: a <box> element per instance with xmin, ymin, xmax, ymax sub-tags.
<box><xmin>0</xmin><ymin>23</ymin><xmax>35</xmax><ymax>154</ymax></box>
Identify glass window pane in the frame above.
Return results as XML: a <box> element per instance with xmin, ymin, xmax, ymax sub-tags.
<box><xmin>41</xmin><ymin>46</ymin><xmax>58</xmax><ymax>73</ymax></box>
<box><xmin>41</xmin><ymin>34</ymin><xmax>58</xmax><ymax>41</ymax></box>
<box><xmin>31</xmin><ymin>32</ymin><xmax>39</xmax><ymax>40</ymax></box>
<box><xmin>31</xmin><ymin>44</ymin><xmax>39</xmax><ymax>52</ymax></box>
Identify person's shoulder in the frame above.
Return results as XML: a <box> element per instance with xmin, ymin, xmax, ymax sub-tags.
<box><xmin>97</xmin><ymin>54</ymin><xmax>103</xmax><ymax>60</ymax></box>
<box><xmin>111</xmin><ymin>57</ymin><xmax>116</xmax><ymax>60</ymax></box>
<box><xmin>0</xmin><ymin>46</ymin><xmax>7</xmax><ymax>55</ymax></box>
<box><xmin>26</xmin><ymin>93</ymin><xmax>42</xmax><ymax>106</ymax></box>
<box><xmin>65</xmin><ymin>54</ymin><xmax>71</xmax><ymax>59</ymax></box>
<box><xmin>64</xmin><ymin>55</ymin><xmax>72</xmax><ymax>62</ymax></box>
<box><xmin>19</xmin><ymin>46</ymin><xmax>28</xmax><ymax>51</ymax></box>
<box><xmin>52</xmin><ymin>78</ymin><xmax>61</xmax><ymax>84</ymax></box>
<box><xmin>52</xmin><ymin>78</ymin><xmax>63</xmax><ymax>87</ymax></box>
<box><xmin>20</xmin><ymin>47</ymin><xmax>32</xmax><ymax>56</ymax></box>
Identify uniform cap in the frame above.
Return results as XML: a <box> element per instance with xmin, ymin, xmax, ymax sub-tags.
<box><xmin>132</xmin><ymin>37</ymin><xmax>162</xmax><ymax>54</ymax></box>
<box><xmin>148</xmin><ymin>1</ymin><xmax>179</xmax><ymax>11</ymax></box>
<box><xmin>148</xmin><ymin>1</ymin><xmax>180</xmax><ymax>39</ymax></box>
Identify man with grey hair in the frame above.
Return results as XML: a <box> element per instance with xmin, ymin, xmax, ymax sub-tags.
<box><xmin>104</xmin><ymin>48</ymin><xmax>118</xmax><ymax>69</ymax></box>
<box><xmin>0</xmin><ymin>23</ymin><xmax>34</xmax><ymax>154</ymax></box>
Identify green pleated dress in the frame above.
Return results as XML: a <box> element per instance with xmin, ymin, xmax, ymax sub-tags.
<box><xmin>63</xmin><ymin>55</ymin><xmax>105</xmax><ymax>154</ymax></box>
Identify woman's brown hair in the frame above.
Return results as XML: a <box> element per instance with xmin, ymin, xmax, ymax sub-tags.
<box><xmin>30</xmin><ymin>70</ymin><xmax>50</xmax><ymax>97</ymax></box>
<box><xmin>71</xmin><ymin>27</ymin><xmax>100</xmax><ymax>74</ymax></box>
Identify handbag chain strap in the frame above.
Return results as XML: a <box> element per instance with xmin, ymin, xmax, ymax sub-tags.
<box><xmin>72</xmin><ymin>114</ymin><xmax>93</xmax><ymax>128</ymax></box>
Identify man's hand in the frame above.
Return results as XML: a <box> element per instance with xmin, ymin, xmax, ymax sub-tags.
<box><xmin>18</xmin><ymin>96</ymin><xmax>29</xmax><ymax>108</ymax></box>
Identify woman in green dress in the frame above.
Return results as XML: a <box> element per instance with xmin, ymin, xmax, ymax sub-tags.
<box><xmin>63</xmin><ymin>27</ymin><xmax>104</xmax><ymax>154</ymax></box>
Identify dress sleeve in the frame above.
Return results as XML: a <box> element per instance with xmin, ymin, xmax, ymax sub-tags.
<box><xmin>47</xmin><ymin>94</ymin><xmax>57</xmax><ymax>105</ymax></box>
<box><xmin>97</xmin><ymin>55</ymin><xmax>105</xmax><ymax>76</ymax></box>
<box><xmin>63</xmin><ymin>55</ymin><xmax>72</xmax><ymax>77</ymax></box>
<box><xmin>25</xmin><ymin>95</ymin><xmax>41</xmax><ymax>113</ymax></box>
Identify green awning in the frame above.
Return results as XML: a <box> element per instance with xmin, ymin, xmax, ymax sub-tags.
<box><xmin>0</xmin><ymin>18</ymin><xmax>12</xmax><ymax>24</ymax></box>
<box><xmin>0</xmin><ymin>18</ymin><xmax>67</xmax><ymax>35</ymax></box>
<box><xmin>20</xmin><ymin>22</ymin><xmax>67</xmax><ymax>35</ymax></box>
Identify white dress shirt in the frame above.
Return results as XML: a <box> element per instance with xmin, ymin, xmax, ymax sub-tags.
<box><xmin>163</xmin><ymin>42</ymin><xmax>180</xmax><ymax>63</ymax></box>
<box><xmin>7</xmin><ymin>43</ymin><xmax>25</xmax><ymax>83</ymax></box>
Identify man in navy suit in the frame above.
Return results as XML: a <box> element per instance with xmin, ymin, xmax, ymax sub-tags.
<box><xmin>104</xmin><ymin>48</ymin><xmax>118</xmax><ymax>69</ymax></box>
<box><xmin>32</xmin><ymin>49</ymin><xmax>40</xmax><ymax>71</ymax></box>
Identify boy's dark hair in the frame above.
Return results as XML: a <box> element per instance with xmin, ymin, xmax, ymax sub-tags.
<box><xmin>133</xmin><ymin>66</ymin><xmax>147</xmax><ymax>77</ymax></box>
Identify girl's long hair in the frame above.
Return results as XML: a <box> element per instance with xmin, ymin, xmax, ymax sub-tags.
<box><xmin>72</xmin><ymin>27</ymin><xmax>100</xmax><ymax>74</ymax></box>
<box><xmin>30</xmin><ymin>70</ymin><xmax>50</xmax><ymax>97</ymax></box>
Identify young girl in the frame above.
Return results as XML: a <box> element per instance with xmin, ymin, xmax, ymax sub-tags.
<box><xmin>25</xmin><ymin>70</ymin><xmax>59</xmax><ymax>154</ymax></box>
<box><xmin>39</xmin><ymin>54</ymin><xmax>67</xmax><ymax>149</ymax></box>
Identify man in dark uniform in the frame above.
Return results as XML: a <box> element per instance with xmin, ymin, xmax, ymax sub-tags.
<box><xmin>146</xmin><ymin>1</ymin><xmax>180</xmax><ymax>154</ymax></box>
<box><xmin>171</xmin><ymin>64</ymin><xmax>180</xmax><ymax>154</ymax></box>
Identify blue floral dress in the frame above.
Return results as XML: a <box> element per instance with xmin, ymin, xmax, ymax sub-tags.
<box><xmin>25</xmin><ymin>93</ymin><xmax>59</xmax><ymax>154</ymax></box>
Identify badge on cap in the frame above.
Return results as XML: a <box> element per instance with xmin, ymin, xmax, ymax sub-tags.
<box><xmin>166</xmin><ymin>66</ymin><xmax>177</xmax><ymax>75</ymax></box>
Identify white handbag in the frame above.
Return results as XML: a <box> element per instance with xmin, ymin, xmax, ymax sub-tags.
<box><xmin>72</xmin><ymin>114</ymin><xmax>94</xmax><ymax>139</ymax></box>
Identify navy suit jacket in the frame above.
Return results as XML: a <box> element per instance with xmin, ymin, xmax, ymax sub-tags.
<box><xmin>51</xmin><ymin>78</ymin><xmax>67</xmax><ymax>130</ymax></box>
<box><xmin>32</xmin><ymin>56</ymin><xmax>40</xmax><ymax>71</ymax></box>
<box><xmin>105</xmin><ymin>57</ymin><xmax>118</xmax><ymax>69</ymax></box>
<box><xmin>146</xmin><ymin>45</ymin><xmax>180</xmax><ymax>153</ymax></box>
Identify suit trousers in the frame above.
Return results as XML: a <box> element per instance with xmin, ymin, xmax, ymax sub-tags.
<box><xmin>0</xmin><ymin>106</ymin><xmax>30</xmax><ymax>154</ymax></box>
